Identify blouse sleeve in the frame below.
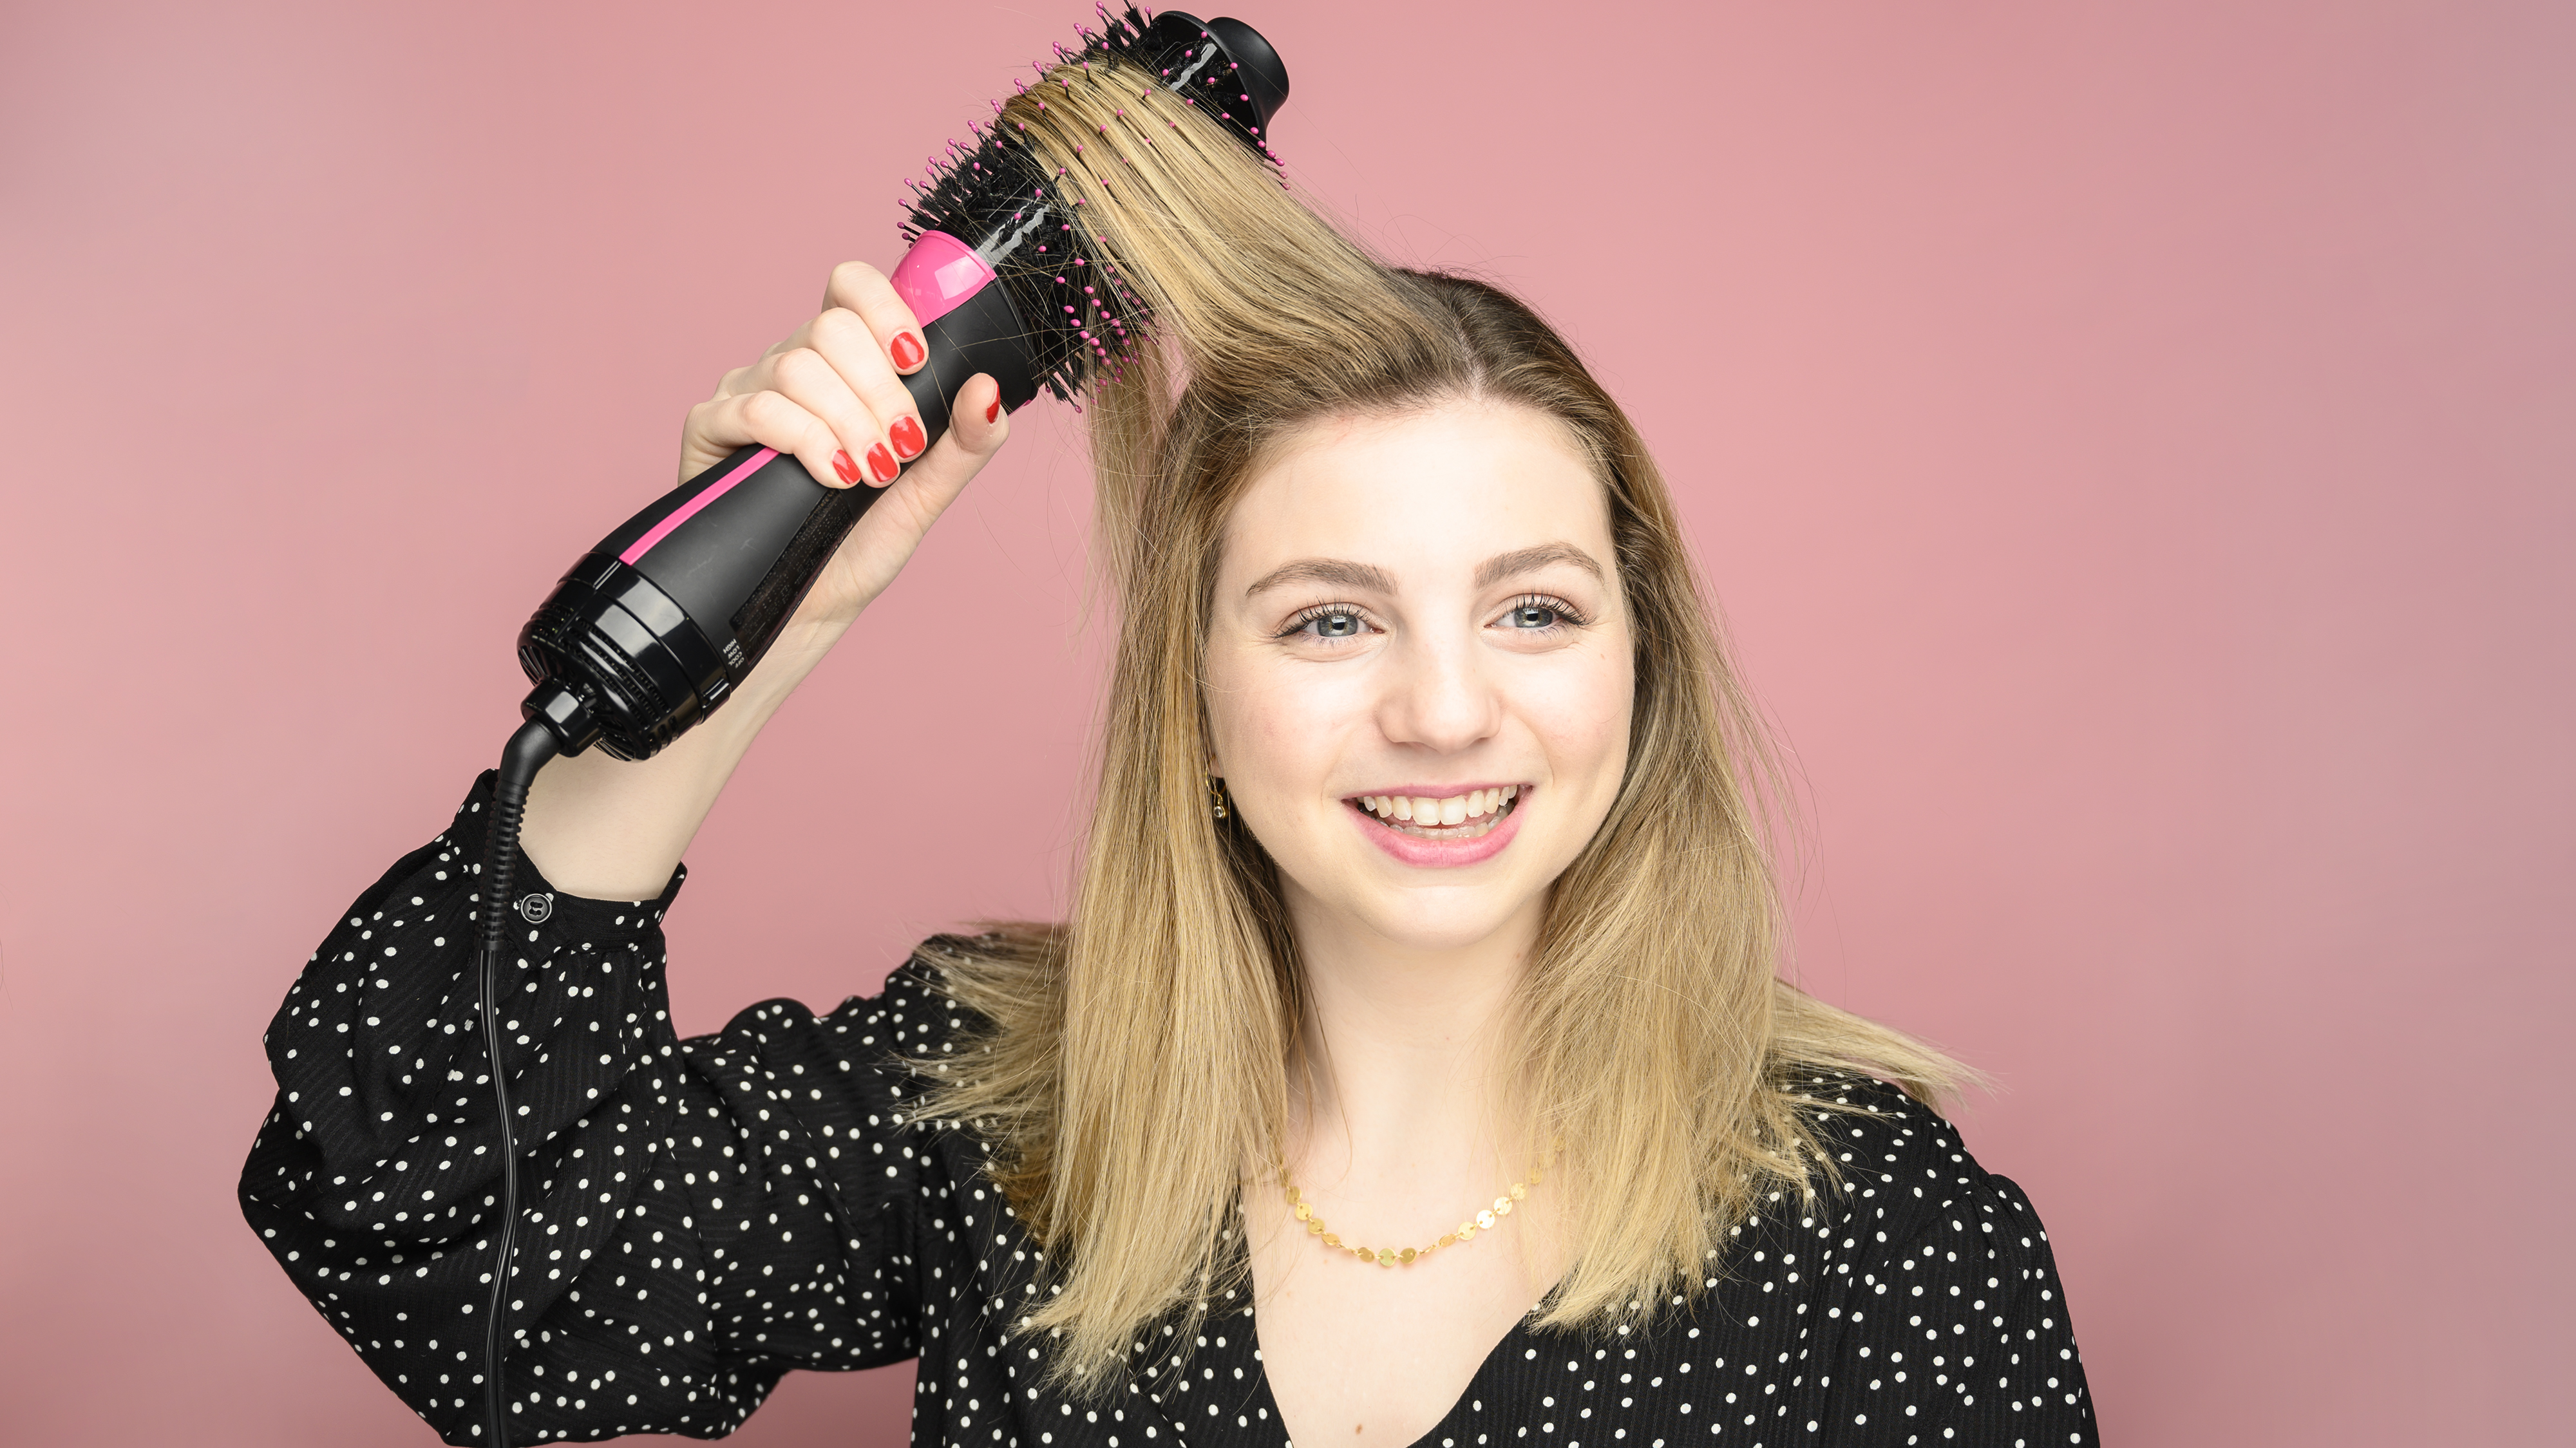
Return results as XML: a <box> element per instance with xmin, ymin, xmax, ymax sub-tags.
<box><xmin>1804</xmin><ymin>1080</ymin><xmax>2098</xmax><ymax>1446</ymax></box>
<box><xmin>238</xmin><ymin>773</ymin><xmax>963</xmax><ymax>1443</ymax></box>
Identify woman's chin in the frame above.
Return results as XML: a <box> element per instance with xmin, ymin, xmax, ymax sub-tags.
<box><xmin>1286</xmin><ymin>871</ymin><xmax>1548</xmax><ymax>957</ymax></box>
<box><xmin>1372</xmin><ymin>912</ymin><xmax>1533</xmax><ymax>956</ymax></box>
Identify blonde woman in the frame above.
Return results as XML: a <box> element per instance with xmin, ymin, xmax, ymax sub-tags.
<box><xmin>245</xmin><ymin>254</ymin><xmax>2094</xmax><ymax>1445</ymax></box>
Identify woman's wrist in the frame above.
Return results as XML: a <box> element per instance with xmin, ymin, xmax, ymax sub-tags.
<box><xmin>516</xmin><ymin>655</ymin><xmax>796</xmax><ymax>899</ymax></box>
<box><xmin>513</xmin><ymin>591</ymin><xmax>860</xmax><ymax>899</ymax></box>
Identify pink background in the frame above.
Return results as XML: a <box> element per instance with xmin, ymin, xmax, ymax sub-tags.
<box><xmin>2</xmin><ymin>1</ymin><xmax>2567</xmax><ymax>1442</ymax></box>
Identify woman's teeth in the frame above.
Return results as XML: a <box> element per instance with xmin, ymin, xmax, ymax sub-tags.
<box><xmin>1353</xmin><ymin>786</ymin><xmax>1520</xmax><ymax>834</ymax></box>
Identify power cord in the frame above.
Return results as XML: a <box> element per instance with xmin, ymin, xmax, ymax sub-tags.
<box><xmin>474</xmin><ymin>719</ymin><xmax>564</xmax><ymax>1447</ymax></box>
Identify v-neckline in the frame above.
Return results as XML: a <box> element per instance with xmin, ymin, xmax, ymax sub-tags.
<box><xmin>1235</xmin><ymin>1294</ymin><xmax>1546</xmax><ymax>1448</ymax></box>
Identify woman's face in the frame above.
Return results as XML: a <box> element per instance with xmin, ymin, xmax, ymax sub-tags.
<box><xmin>1204</xmin><ymin>398</ymin><xmax>1634</xmax><ymax>957</ymax></box>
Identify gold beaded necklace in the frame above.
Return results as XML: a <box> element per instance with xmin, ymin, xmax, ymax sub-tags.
<box><xmin>1279</xmin><ymin>1160</ymin><xmax>1546</xmax><ymax>1269</ymax></box>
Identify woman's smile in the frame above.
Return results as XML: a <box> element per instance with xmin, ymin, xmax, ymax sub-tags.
<box><xmin>1345</xmin><ymin>785</ymin><xmax>1528</xmax><ymax>865</ymax></box>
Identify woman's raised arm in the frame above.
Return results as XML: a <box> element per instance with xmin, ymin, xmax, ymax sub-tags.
<box><xmin>518</xmin><ymin>259</ymin><xmax>1011</xmax><ymax>901</ymax></box>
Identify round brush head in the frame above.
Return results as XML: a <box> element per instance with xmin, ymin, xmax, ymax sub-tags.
<box><xmin>1195</xmin><ymin>15</ymin><xmax>1290</xmax><ymax>134</ymax></box>
<box><xmin>900</xmin><ymin>5</ymin><xmax>1289</xmax><ymax>403</ymax></box>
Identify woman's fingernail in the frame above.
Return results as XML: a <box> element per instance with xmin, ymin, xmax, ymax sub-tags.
<box><xmin>866</xmin><ymin>442</ymin><xmax>898</xmax><ymax>482</ymax></box>
<box><xmin>985</xmin><ymin>399</ymin><xmax>1003</xmax><ymax>424</ymax></box>
<box><xmin>889</xmin><ymin>333</ymin><xmax>926</xmax><ymax>370</ymax></box>
<box><xmin>889</xmin><ymin>415</ymin><xmax>927</xmax><ymax>458</ymax></box>
<box><xmin>831</xmin><ymin>449</ymin><xmax>860</xmax><ymax>485</ymax></box>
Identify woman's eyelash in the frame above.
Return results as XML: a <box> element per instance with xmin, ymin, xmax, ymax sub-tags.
<box><xmin>1278</xmin><ymin>604</ymin><xmax>1372</xmax><ymax>641</ymax></box>
<box><xmin>1274</xmin><ymin>596</ymin><xmax>1587</xmax><ymax>641</ymax></box>
<box><xmin>1497</xmin><ymin>594</ymin><xmax>1589</xmax><ymax>629</ymax></box>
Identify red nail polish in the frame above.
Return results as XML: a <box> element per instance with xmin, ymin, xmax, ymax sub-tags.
<box><xmin>889</xmin><ymin>415</ymin><xmax>926</xmax><ymax>458</ymax></box>
<box><xmin>866</xmin><ymin>442</ymin><xmax>898</xmax><ymax>482</ymax></box>
<box><xmin>889</xmin><ymin>333</ymin><xmax>925</xmax><ymax>370</ymax></box>
<box><xmin>985</xmin><ymin>399</ymin><xmax>1003</xmax><ymax>424</ymax></box>
<box><xmin>831</xmin><ymin>449</ymin><xmax>860</xmax><ymax>485</ymax></box>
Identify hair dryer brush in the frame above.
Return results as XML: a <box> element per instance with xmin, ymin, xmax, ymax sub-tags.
<box><xmin>461</xmin><ymin>13</ymin><xmax>1290</xmax><ymax>1445</ymax></box>
<box><xmin>513</xmin><ymin>7</ymin><xmax>1287</xmax><ymax>763</ymax></box>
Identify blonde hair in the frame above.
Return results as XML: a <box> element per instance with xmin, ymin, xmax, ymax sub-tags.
<box><xmin>916</xmin><ymin>46</ymin><xmax>1966</xmax><ymax>1384</ymax></box>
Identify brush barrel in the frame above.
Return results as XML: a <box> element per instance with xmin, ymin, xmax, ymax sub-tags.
<box><xmin>513</xmin><ymin>249</ymin><xmax>1041</xmax><ymax>760</ymax></box>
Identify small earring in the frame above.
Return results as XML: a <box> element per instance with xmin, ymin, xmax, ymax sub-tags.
<box><xmin>1207</xmin><ymin>774</ymin><xmax>1229</xmax><ymax>821</ymax></box>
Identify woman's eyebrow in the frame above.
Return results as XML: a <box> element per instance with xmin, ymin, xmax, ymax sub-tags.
<box><xmin>1475</xmin><ymin>542</ymin><xmax>1605</xmax><ymax>588</ymax></box>
<box><xmin>1244</xmin><ymin>558</ymin><xmax>1399</xmax><ymax>597</ymax></box>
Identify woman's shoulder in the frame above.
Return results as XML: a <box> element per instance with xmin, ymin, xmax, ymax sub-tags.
<box><xmin>673</xmin><ymin>936</ymin><xmax>1001</xmax><ymax>1105</ymax></box>
<box><xmin>1783</xmin><ymin>1067</ymin><xmax>1953</xmax><ymax>1165</ymax></box>
<box><xmin>1768</xmin><ymin>1073</ymin><xmax>2093</xmax><ymax>1429</ymax></box>
<box><xmin>710</xmin><ymin>930</ymin><xmax>1047</xmax><ymax>1092</ymax></box>
<box><xmin>871</xmin><ymin>935</ymin><xmax>1025</xmax><ymax>1101</ymax></box>
<box><xmin>886</xmin><ymin>925</ymin><xmax>1061</xmax><ymax>1048</ymax></box>
<box><xmin>1783</xmin><ymin>1069</ymin><xmax>2052</xmax><ymax>1245</ymax></box>
<box><xmin>862</xmin><ymin>933</ymin><xmax>998</xmax><ymax>1046</ymax></box>
<box><xmin>696</xmin><ymin>933</ymin><xmax>1005</xmax><ymax>1060</ymax></box>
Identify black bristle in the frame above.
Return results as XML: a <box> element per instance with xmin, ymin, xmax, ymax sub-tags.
<box><xmin>900</xmin><ymin>5</ymin><xmax>1280</xmax><ymax>400</ymax></box>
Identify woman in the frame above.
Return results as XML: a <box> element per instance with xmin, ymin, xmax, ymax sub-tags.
<box><xmin>243</xmin><ymin>253</ymin><xmax>2096</xmax><ymax>1445</ymax></box>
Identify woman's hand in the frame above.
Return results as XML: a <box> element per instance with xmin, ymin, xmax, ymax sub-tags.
<box><xmin>518</xmin><ymin>260</ymin><xmax>1011</xmax><ymax>901</ymax></box>
<box><xmin>683</xmin><ymin>259</ymin><xmax>1011</xmax><ymax>642</ymax></box>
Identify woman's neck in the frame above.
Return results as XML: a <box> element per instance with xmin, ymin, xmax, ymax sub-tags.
<box><xmin>1280</xmin><ymin>889</ymin><xmax>1543</xmax><ymax>1191</ymax></box>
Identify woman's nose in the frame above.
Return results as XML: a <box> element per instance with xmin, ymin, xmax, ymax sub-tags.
<box><xmin>1378</xmin><ymin>631</ymin><xmax>1503</xmax><ymax>753</ymax></box>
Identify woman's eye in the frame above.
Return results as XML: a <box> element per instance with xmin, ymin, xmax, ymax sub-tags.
<box><xmin>1497</xmin><ymin>596</ymin><xmax>1584</xmax><ymax>632</ymax></box>
<box><xmin>1285</xmin><ymin>608</ymin><xmax>1369</xmax><ymax>641</ymax></box>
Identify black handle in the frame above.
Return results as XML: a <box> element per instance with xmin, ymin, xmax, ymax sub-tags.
<box><xmin>722</xmin><ymin>278</ymin><xmax>1039</xmax><ymax>666</ymax></box>
<box><xmin>515</xmin><ymin>279</ymin><xmax>1039</xmax><ymax>760</ymax></box>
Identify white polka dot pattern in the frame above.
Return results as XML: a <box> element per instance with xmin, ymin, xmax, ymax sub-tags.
<box><xmin>242</xmin><ymin>774</ymin><xmax>2096</xmax><ymax>1445</ymax></box>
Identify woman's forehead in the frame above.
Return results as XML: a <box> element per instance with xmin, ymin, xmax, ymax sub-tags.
<box><xmin>1220</xmin><ymin>400</ymin><xmax>1610</xmax><ymax>581</ymax></box>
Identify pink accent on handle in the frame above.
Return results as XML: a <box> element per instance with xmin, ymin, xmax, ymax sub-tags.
<box><xmin>620</xmin><ymin>447</ymin><xmax>779</xmax><ymax>565</ymax></box>
<box><xmin>889</xmin><ymin>230</ymin><xmax>996</xmax><ymax>328</ymax></box>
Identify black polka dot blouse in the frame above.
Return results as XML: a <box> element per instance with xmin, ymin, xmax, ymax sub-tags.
<box><xmin>242</xmin><ymin>775</ymin><xmax>2096</xmax><ymax>1447</ymax></box>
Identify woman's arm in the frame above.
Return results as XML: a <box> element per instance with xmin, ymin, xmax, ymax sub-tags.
<box><xmin>518</xmin><ymin>259</ymin><xmax>1010</xmax><ymax>900</ymax></box>
<box><xmin>240</xmin><ymin>777</ymin><xmax>965</xmax><ymax>1442</ymax></box>
<box><xmin>240</xmin><ymin>260</ymin><xmax>1010</xmax><ymax>1438</ymax></box>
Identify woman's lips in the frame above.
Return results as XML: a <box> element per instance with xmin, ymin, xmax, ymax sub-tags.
<box><xmin>1344</xmin><ymin>785</ymin><xmax>1528</xmax><ymax>868</ymax></box>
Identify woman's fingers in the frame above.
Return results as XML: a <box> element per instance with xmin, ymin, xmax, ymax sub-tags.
<box><xmin>823</xmin><ymin>261</ymin><xmax>930</xmax><ymax>375</ymax></box>
<box><xmin>685</xmin><ymin>340</ymin><xmax>892</xmax><ymax>494</ymax></box>
<box><xmin>802</xmin><ymin>373</ymin><xmax>1011</xmax><ymax>620</ymax></box>
<box><xmin>807</xmin><ymin>261</ymin><xmax>936</xmax><ymax>475</ymax></box>
<box><xmin>680</xmin><ymin>383</ymin><xmax>852</xmax><ymax>493</ymax></box>
<box><xmin>685</xmin><ymin>261</ymin><xmax>934</xmax><ymax>492</ymax></box>
<box><xmin>671</xmin><ymin>261</ymin><xmax>1017</xmax><ymax>629</ymax></box>
<box><xmin>875</xmin><ymin>370</ymin><xmax>1009</xmax><ymax>527</ymax></box>
<box><xmin>806</xmin><ymin>306</ymin><xmax>925</xmax><ymax>475</ymax></box>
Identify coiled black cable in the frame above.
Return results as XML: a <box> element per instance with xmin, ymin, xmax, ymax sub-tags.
<box><xmin>475</xmin><ymin>719</ymin><xmax>564</xmax><ymax>1447</ymax></box>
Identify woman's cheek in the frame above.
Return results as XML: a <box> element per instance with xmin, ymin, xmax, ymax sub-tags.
<box><xmin>1209</xmin><ymin>651</ymin><xmax>1345</xmax><ymax>820</ymax></box>
<box><xmin>1524</xmin><ymin>643</ymin><xmax>1634</xmax><ymax>811</ymax></box>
